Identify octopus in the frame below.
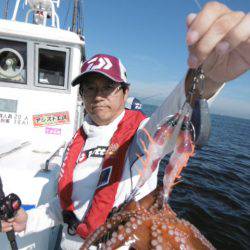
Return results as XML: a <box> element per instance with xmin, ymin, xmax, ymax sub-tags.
<box><xmin>81</xmin><ymin>187</ymin><xmax>215</xmax><ymax>250</ymax></box>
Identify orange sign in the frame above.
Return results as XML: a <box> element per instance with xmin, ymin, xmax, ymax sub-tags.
<box><xmin>33</xmin><ymin>111</ymin><xmax>70</xmax><ymax>127</ymax></box>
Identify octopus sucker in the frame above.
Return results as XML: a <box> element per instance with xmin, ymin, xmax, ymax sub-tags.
<box><xmin>80</xmin><ymin>187</ymin><xmax>215</xmax><ymax>250</ymax></box>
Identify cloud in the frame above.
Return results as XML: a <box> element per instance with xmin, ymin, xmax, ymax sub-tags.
<box><xmin>129</xmin><ymin>54</ymin><xmax>164</xmax><ymax>69</ymax></box>
<box><xmin>129</xmin><ymin>79</ymin><xmax>179</xmax><ymax>105</ymax></box>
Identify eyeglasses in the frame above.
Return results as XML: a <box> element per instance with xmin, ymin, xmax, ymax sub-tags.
<box><xmin>81</xmin><ymin>82</ymin><xmax>124</xmax><ymax>97</ymax></box>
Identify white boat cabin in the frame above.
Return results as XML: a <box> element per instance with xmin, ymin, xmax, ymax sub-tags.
<box><xmin>0</xmin><ymin>1</ymin><xmax>84</xmax><ymax>249</ymax></box>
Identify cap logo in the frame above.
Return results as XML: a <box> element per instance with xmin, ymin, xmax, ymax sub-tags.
<box><xmin>86</xmin><ymin>56</ymin><xmax>113</xmax><ymax>71</ymax></box>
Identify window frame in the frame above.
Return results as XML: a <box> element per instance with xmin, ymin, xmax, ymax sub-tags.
<box><xmin>0</xmin><ymin>38</ymin><xmax>28</xmax><ymax>85</ymax></box>
<box><xmin>34</xmin><ymin>44</ymin><xmax>70</xmax><ymax>90</ymax></box>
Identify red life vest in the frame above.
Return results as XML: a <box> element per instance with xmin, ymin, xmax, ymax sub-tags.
<box><xmin>58</xmin><ymin>110</ymin><xmax>146</xmax><ymax>238</ymax></box>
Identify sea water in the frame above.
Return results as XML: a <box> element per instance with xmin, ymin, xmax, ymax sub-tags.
<box><xmin>143</xmin><ymin>104</ymin><xmax>250</xmax><ymax>250</ymax></box>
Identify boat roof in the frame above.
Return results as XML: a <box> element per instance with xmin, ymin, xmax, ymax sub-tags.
<box><xmin>0</xmin><ymin>19</ymin><xmax>84</xmax><ymax>46</ymax></box>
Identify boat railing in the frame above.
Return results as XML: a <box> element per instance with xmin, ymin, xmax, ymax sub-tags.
<box><xmin>42</xmin><ymin>142</ymin><xmax>66</xmax><ymax>171</ymax></box>
<box><xmin>11</xmin><ymin>0</ymin><xmax>60</xmax><ymax>28</ymax></box>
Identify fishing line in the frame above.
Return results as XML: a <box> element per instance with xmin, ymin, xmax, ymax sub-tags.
<box><xmin>193</xmin><ymin>0</ymin><xmax>202</xmax><ymax>10</ymax></box>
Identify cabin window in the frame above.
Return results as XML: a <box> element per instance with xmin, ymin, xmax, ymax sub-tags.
<box><xmin>0</xmin><ymin>98</ymin><xmax>18</xmax><ymax>113</ymax></box>
<box><xmin>36</xmin><ymin>46</ymin><xmax>69</xmax><ymax>89</ymax></box>
<box><xmin>0</xmin><ymin>39</ymin><xmax>27</xmax><ymax>84</ymax></box>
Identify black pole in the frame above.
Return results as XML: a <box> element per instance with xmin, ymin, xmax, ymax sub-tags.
<box><xmin>6</xmin><ymin>230</ymin><xmax>18</xmax><ymax>250</ymax></box>
<box><xmin>0</xmin><ymin>177</ymin><xmax>18</xmax><ymax>250</ymax></box>
<box><xmin>0</xmin><ymin>177</ymin><xmax>4</xmax><ymax>199</ymax></box>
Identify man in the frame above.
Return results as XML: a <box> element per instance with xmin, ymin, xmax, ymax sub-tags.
<box><xmin>1</xmin><ymin>2</ymin><xmax>250</xmax><ymax>250</ymax></box>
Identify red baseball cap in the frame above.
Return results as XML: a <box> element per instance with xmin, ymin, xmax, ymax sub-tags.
<box><xmin>71</xmin><ymin>54</ymin><xmax>129</xmax><ymax>86</ymax></box>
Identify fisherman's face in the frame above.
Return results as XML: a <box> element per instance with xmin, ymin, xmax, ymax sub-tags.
<box><xmin>81</xmin><ymin>73</ymin><xmax>129</xmax><ymax>126</ymax></box>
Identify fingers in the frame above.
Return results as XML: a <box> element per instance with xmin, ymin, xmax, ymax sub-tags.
<box><xmin>14</xmin><ymin>208</ymin><xmax>28</xmax><ymax>223</ymax></box>
<box><xmin>187</xmin><ymin>2</ymin><xmax>231</xmax><ymax>46</ymax></box>
<box><xmin>12</xmin><ymin>221</ymin><xmax>26</xmax><ymax>232</ymax></box>
<box><xmin>220</xmin><ymin>13</ymin><xmax>250</xmax><ymax>56</ymax></box>
<box><xmin>0</xmin><ymin>209</ymin><xmax>28</xmax><ymax>233</ymax></box>
<box><xmin>188</xmin><ymin>11</ymin><xmax>245</xmax><ymax>68</ymax></box>
<box><xmin>186</xmin><ymin>1</ymin><xmax>250</xmax><ymax>68</ymax></box>
<box><xmin>1</xmin><ymin>220</ymin><xmax>26</xmax><ymax>233</ymax></box>
<box><xmin>1</xmin><ymin>220</ymin><xmax>13</xmax><ymax>232</ymax></box>
<box><xmin>186</xmin><ymin>13</ymin><xmax>197</xmax><ymax>28</ymax></box>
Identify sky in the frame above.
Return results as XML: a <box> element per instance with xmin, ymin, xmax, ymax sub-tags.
<box><xmin>1</xmin><ymin>0</ymin><xmax>249</xmax><ymax>119</ymax></box>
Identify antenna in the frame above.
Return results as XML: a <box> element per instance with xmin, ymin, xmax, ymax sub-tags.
<box><xmin>72</xmin><ymin>0</ymin><xmax>78</xmax><ymax>32</ymax></box>
<box><xmin>71</xmin><ymin>0</ymin><xmax>84</xmax><ymax>35</ymax></box>
<box><xmin>3</xmin><ymin>0</ymin><xmax>10</xmax><ymax>19</ymax></box>
<box><xmin>76</xmin><ymin>0</ymin><xmax>84</xmax><ymax>35</ymax></box>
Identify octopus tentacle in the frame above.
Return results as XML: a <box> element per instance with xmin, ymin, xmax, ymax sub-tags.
<box><xmin>81</xmin><ymin>186</ymin><xmax>216</xmax><ymax>250</ymax></box>
<box><xmin>81</xmin><ymin>210</ymin><xmax>137</xmax><ymax>249</ymax></box>
<box><xmin>100</xmin><ymin>208</ymin><xmax>152</xmax><ymax>250</ymax></box>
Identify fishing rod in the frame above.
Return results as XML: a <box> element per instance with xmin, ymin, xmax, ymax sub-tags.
<box><xmin>0</xmin><ymin>177</ymin><xmax>22</xmax><ymax>250</ymax></box>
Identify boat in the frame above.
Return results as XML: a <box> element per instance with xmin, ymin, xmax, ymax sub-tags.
<box><xmin>0</xmin><ymin>0</ymin><xmax>85</xmax><ymax>249</ymax></box>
